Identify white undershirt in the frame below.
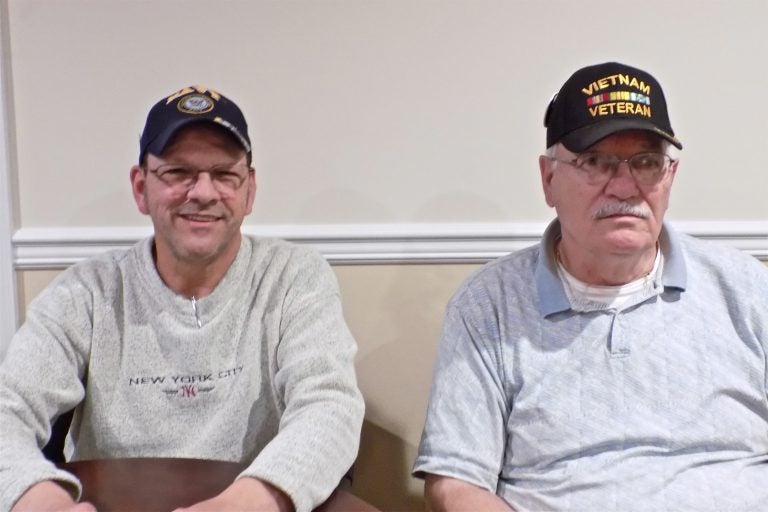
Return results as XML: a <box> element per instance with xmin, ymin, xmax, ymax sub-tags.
<box><xmin>557</xmin><ymin>248</ymin><xmax>663</xmax><ymax>311</ymax></box>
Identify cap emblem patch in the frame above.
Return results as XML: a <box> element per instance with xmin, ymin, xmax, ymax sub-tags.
<box><xmin>177</xmin><ymin>94</ymin><xmax>214</xmax><ymax>114</ymax></box>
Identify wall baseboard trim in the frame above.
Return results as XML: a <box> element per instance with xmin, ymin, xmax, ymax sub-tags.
<box><xmin>12</xmin><ymin>220</ymin><xmax>768</xmax><ymax>269</ymax></box>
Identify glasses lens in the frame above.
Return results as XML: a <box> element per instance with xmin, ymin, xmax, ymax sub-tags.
<box><xmin>155</xmin><ymin>166</ymin><xmax>195</xmax><ymax>187</ymax></box>
<box><xmin>575</xmin><ymin>153</ymin><xmax>615</xmax><ymax>181</ymax></box>
<box><xmin>630</xmin><ymin>153</ymin><xmax>668</xmax><ymax>183</ymax></box>
<box><xmin>209</xmin><ymin>170</ymin><xmax>247</xmax><ymax>193</ymax></box>
<box><xmin>630</xmin><ymin>153</ymin><xmax>665</xmax><ymax>171</ymax></box>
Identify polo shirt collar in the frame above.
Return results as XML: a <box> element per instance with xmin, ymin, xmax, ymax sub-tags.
<box><xmin>535</xmin><ymin>220</ymin><xmax>570</xmax><ymax>317</ymax></box>
<box><xmin>534</xmin><ymin>219</ymin><xmax>687</xmax><ymax>317</ymax></box>
<box><xmin>658</xmin><ymin>222</ymin><xmax>687</xmax><ymax>291</ymax></box>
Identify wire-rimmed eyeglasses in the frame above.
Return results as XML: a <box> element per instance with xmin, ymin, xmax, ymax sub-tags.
<box><xmin>546</xmin><ymin>152</ymin><xmax>675</xmax><ymax>185</ymax></box>
<box><xmin>145</xmin><ymin>162</ymin><xmax>253</xmax><ymax>196</ymax></box>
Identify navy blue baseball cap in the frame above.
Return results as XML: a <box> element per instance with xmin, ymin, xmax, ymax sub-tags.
<box><xmin>544</xmin><ymin>62</ymin><xmax>682</xmax><ymax>152</ymax></box>
<box><xmin>139</xmin><ymin>85</ymin><xmax>251</xmax><ymax>163</ymax></box>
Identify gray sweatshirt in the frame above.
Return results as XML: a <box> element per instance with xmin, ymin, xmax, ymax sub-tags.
<box><xmin>0</xmin><ymin>236</ymin><xmax>365</xmax><ymax>512</ymax></box>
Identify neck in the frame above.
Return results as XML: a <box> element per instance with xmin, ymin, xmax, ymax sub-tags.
<box><xmin>556</xmin><ymin>238</ymin><xmax>658</xmax><ymax>286</ymax></box>
<box><xmin>153</xmin><ymin>240</ymin><xmax>241</xmax><ymax>299</ymax></box>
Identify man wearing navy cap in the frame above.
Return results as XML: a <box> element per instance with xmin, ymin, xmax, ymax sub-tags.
<box><xmin>0</xmin><ymin>86</ymin><xmax>365</xmax><ymax>512</ymax></box>
<box><xmin>413</xmin><ymin>63</ymin><xmax>768</xmax><ymax>511</ymax></box>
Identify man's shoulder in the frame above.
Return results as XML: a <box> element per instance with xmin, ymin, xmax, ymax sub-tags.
<box><xmin>672</xmin><ymin>231</ymin><xmax>768</xmax><ymax>300</ymax></box>
<box><xmin>241</xmin><ymin>236</ymin><xmax>334</xmax><ymax>287</ymax></box>
<box><xmin>244</xmin><ymin>235</ymin><xmax>326</xmax><ymax>266</ymax></box>
<box><xmin>54</xmin><ymin>239</ymin><xmax>145</xmax><ymax>284</ymax></box>
<box><xmin>451</xmin><ymin>244</ymin><xmax>541</xmax><ymax>304</ymax></box>
<box><xmin>466</xmin><ymin>243</ymin><xmax>540</xmax><ymax>284</ymax></box>
<box><xmin>25</xmin><ymin>240</ymin><xmax>147</xmax><ymax>314</ymax></box>
<box><xmin>676</xmin><ymin>231</ymin><xmax>767</xmax><ymax>278</ymax></box>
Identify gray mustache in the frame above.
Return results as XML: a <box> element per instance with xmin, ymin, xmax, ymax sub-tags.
<box><xmin>592</xmin><ymin>202</ymin><xmax>650</xmax><ymax>219</ymax></box>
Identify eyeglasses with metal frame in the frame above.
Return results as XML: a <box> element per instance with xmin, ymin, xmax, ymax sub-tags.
<box><xmin>145</xmin><ymin>161</ymin><xmax>253</xmax><ymax>196</ymax></box>
<box><xmin>546</xmin><ymin>152</ymin><xmax>676</xmax><ymax>186</ymax></box>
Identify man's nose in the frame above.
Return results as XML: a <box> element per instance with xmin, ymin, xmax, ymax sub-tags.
<box><xmin>604</xmin><ymin>162</ymin><xmax>639</xmax><ymax>197</ymax></box>
<box><xmin>186</xmin><ymin>172</ymin><xmax>220</xmax><ymax>202</ymax></box>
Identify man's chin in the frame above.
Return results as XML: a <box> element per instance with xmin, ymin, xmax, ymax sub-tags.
<box><xmin>601</xmin><ymin>230</ymin><xmax>655</xmax><ymax>254</ymax></box>
<box><xmin>176</xmin><ymin>248</ymin><xmax>219</xmax><ymax>264</ymax></box>
<box><xmin>176</xmin><ymin>233</ymin><xmax>242</xmax><ymax>265</ymax></box>
<box><xmin>170</xmin><ymin>237</ymin><xmax>226</xmax><ymax>263</ymax></box>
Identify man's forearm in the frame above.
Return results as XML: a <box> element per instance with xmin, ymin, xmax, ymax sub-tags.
<box><xmin>177</xmin><ymin>476</ymin><xmax>294</xmax><ymax>512</ymax></box>
<box><xmin>11</xmin><ymin>480</ymin><xmax>94</xmax><ymax>512</ymax></box>
<box><xmin>425</xmin><ymin>474</ymin><xmax>513</xmax><ymax>512</ymax></box>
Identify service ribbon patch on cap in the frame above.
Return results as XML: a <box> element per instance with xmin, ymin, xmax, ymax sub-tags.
<box><xmin>582</xmin><ymin>73</ymin><xmax>653</xmax><ymax>119</ymax></box>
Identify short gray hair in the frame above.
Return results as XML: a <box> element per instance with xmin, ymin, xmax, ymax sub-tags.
<box><xmin>545</xmin><ymin>144</ymin><xmax>559</xmax><ymax>158</ymax></box>
<box><xmin>544</xmin><ymin>144</ymin><xmax>561</xmax><ymax>169</ymax></box>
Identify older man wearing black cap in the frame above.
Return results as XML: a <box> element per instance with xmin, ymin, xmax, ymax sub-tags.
<box><xmin>0</xmin><ymin>86</ymin><xmax>365</xmax><ymax>512</ymax></box>
<box><xmin>413</xmin><ymin>63</ymin><xmax>768</xmax><ymax>511</ymax></box>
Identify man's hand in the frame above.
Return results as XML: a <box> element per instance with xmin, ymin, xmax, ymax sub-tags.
<box><xmin>425</xmin><ymin>474</ymin><xmax>514</xmax><ymax>512</ymax></box>
<box><xmin>174</xmin><ymin>476</ymin><xmax>294</xmax><ymax>512</ymax></box>
<box><xmin>11</xmin><ymin>480</ymin><xmax>96</xmax><ymax>512</ymax></box>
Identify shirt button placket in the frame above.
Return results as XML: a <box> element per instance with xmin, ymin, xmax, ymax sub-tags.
<box><xmin>609</xmin><ymin>312</ymin><xmax>630</xmax><ymax>357</ymax></box>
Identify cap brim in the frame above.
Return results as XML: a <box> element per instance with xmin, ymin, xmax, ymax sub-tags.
<box><xmin>141</xmin><ymin>117</ymin><xmax>251</xmax><ymax>162</ymax></box>
<box><xmin>560</xmin><ymin>119</ymin><xmax>683</xmax><ymax>152</ymax></box>
<box><xmin>142</xmin><ymin>118</ymin><xmax>209</xmax><ymax>161</ymax></box>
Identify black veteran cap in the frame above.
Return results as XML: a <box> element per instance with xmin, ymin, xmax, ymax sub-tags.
<box><xmin>544</xmin><ymin>62</ymin><xmax>682</xmax><ymax>152</ymax></box>
<box><xmin>139</xmin><ymin>85</ymin><xmax>252</xmax><ymax>163</ymax></box>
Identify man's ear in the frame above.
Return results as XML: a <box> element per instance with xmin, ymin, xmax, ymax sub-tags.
<box><xmin>244</xmin><ymin>167</ymin><xmax>257</xmax><ymax>215</ymax></box>
<box><xmin>666</xmin><ymin>158</ymin><xmax>679</xmax><ymax>184</ymax></box>
<box><xmin>539</xmin><ymin>155</ymin><xmax>557</xmax><ymax>208</ymax></box>
<box><xmin>130</xmin><ymin>165</ymin><xmax>150</xmax><ymax>215</ymax></box>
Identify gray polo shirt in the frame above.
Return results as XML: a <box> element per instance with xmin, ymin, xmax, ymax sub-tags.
<box><xmin>414</xmin><ymin>220</ymin><xmax>768</xmax><ymax>511</ymax></box>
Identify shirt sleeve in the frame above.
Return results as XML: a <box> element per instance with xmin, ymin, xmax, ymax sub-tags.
<box><xmin>238</xmin><ymin>247</ymin><xmax>365</xmax><ymax>512</ymax></box>
<box><xmin>413</xmin><ymin>284</ymin><xmax>510</xmax><ymax>493</ymax></box>
<box><xmin>0</xmin><ymin>273</ymin><xmax>90</xmax><ymax>510</ymax></box>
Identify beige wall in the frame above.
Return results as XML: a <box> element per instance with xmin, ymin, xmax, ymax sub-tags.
<box><xmin>7</xmin><ymin>0</ymin><xmax>768</xmax><ymax>227</ymax></box>
<box><xmin>19</xmin><ymin>263</ymin><xmax>480</xmax><ymax>511</ymax></box>
<box><xmin>338</xmin><ymin>264</ymin><xmax>480</xmax><ymax>510</ymax></box>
